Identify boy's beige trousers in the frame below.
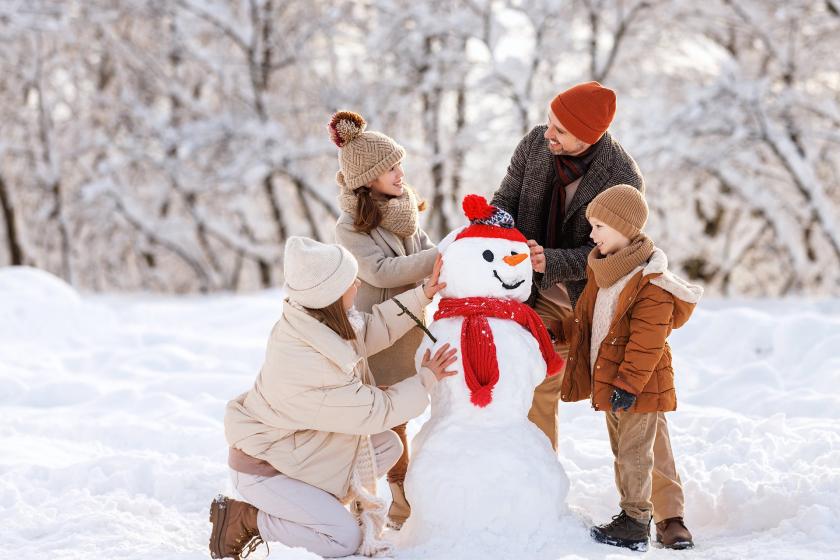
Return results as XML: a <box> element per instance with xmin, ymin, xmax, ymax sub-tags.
<box><xmin>529</xmin><ymin>292</ymin><xmax>685</xmax><ymax>522</ymax></box>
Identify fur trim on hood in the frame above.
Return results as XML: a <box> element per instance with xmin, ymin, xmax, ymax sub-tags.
<box><xmin>642</xmin><ymin>248</ymin><xmax>704</xmax><ymax>304</ymax></box>
<box><xmin>641</xmin><ymin>248</ymin><xmax>703</xmax><ymax>329</ymax></box>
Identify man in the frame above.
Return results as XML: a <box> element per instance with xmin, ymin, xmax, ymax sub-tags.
<box><xmin>491</xmin><ymin>81</ymin><xmax>693</xmax><ymax>549</ymax></box>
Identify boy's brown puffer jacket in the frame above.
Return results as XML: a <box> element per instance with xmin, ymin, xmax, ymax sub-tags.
<box><xmin>561</xmin><ymin>248</ymin><xmax>703</xmax><ymax>413</ymax></box>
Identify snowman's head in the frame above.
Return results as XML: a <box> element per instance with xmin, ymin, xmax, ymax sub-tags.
<box><xmin>439</xmin><ymin>195</ymin><xmax>532</xmax><ymax>301</ymax></box>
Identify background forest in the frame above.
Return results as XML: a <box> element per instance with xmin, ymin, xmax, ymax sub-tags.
<box><xmin>1</xmin><ymin>0</ymin><xmax>838</xmax><ymax>296</ymax></box>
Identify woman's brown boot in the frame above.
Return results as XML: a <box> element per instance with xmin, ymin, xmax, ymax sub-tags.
<box><xmin>387</xmin><ymin>481</ymin><xmax>411</xmax><ymax>529</ymax></box>
<box><xmin>209</xmin><ymin>495</ymin><xmax>265</xmax><ymax>559</ymax></box>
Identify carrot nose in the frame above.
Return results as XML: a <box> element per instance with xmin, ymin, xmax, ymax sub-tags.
<box><xmin>503</xmin><ymin>253</ymin><xmax>528</xmax><ymax>266</ymax></box>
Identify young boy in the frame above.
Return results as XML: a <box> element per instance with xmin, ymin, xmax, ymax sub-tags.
<box><xmin>560</xmin><ymin>185</ymin><xmax>703</xmax><ymax>551</ymax></box>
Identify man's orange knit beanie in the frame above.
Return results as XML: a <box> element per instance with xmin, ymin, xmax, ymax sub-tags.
<box><xmin>550</xmin><ymin>81</ymin><xmax>616</xmax><ymax>144</ymax></box>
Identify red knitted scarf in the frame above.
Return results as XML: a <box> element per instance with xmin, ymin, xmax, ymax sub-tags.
<box><xmin>434</xmin><ymin>297</ymin><xmax>565</xmax><ymax>407</ymax></box>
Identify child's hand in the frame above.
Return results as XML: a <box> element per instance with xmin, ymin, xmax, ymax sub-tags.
<box><xmin>421</xmin><ymin>343</ymin><xmax>459</xmax><ymax>381</ymax></box>
<box><xmin>422</xmin><ymin>254</ymin><xmax>446</xmax><ymax>299</ymax></box>
<box><xmin>527</xmin><ymin>240</ymin><xmax>545</xmax><ymax>273</ymax></box>
<box><xmin>610</xmin><ymin>387</ymin><xmax>636</xmax><ymax>412</ymax></box>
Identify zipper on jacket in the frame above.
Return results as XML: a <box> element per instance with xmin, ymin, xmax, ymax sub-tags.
<box><xmin>591</xmin><ymin>279</ymin><xmax>643</xmax><ymax>410</ymax></box>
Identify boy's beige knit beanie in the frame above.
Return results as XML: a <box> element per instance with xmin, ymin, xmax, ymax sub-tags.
<box><xmin>283</xmin><ymin>236</ymin><xmax>358</xmax><ymax>309</ymax></box>
<box><xmin>328</xmin><ymin>111</ymin><xmax>406</xmax><ymax>190</ymax></box>
<box><xmin>585</xmin><ymin>184</ymin><xmax>648</xmax><ymax>239</ymax></box>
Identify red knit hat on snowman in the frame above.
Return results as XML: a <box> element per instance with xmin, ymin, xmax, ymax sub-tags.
<box><xmin>454</xmin><ymin>195</ymin><xmax>528</xmax><ymax>243</ymax></box>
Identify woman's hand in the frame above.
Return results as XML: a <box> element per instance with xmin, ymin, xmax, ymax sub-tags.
<box><xmin>422</xmin><ymin>253</ymin><xmax>446</xmax><ymax>299</ymax></box>
<box><xmin>421</xmin><ymin>343</ymin><xmax>459</xmax><ymax>381</ymax></box>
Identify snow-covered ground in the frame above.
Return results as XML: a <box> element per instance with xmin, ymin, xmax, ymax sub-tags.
<box><xmin>2</xmin><ymin>266</ymin><xmax>839</xmax><ymax>559</ymax></box>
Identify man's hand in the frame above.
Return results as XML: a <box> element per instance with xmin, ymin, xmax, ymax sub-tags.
<box><xmin>527</xmin><ymin>240</ymin><xmax>545</xmax><ymax>273</ymax></box>
<box><xmin>610</xmin><ymin>387</ymin><xmax>636</xmax><ymax>412</ymax></box>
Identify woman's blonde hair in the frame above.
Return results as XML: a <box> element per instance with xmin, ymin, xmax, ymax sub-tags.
<box><xmin>305</xmin><ymin>298</ymin><xmax>356</xmax><ymax>340</ymax></box>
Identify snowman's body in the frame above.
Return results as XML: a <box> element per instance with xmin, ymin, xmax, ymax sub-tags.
<box><xmin>399</xmin><ymin>223</ymin><xmax>574</xmax><ymax>556</ymax></box>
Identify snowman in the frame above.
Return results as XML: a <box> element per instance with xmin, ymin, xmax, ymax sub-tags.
<box><xmin>399</xmin><ymin>195</ymin><xmax>576</xmax><ymax>558</ymax></box>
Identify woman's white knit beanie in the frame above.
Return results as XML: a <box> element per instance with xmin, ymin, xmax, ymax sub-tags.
<box><xmin>283</xmin><ymin>236</ymin><xmax>358</xmax><ymax>309</ymax></box>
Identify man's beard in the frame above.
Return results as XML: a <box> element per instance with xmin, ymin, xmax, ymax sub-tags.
<box><xmin>548</xmin><ymin>142</ymin><xmax>584</xmax><ymax>156</ymax></box>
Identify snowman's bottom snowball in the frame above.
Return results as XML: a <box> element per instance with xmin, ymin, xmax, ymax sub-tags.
<box><xmin>398</xmin><ymin>421</ymin><xmax>573</xmax><ymax>553</ymax></box>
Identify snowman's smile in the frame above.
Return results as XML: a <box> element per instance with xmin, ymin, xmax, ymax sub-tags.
<box><xmin>492</xmin><ymin>270</ymin><xmax>525</xmax><ymax>290</ymax></box>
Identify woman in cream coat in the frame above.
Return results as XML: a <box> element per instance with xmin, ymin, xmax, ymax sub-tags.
<box><xmin>208</xmin><ymin>237</ymin><xmax>455</xmax><ymax>559</ymax></box>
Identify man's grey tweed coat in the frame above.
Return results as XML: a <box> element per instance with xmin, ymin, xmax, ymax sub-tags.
<box><xmin>491</xmin><ymin>126</ymin><xmax>645</xmax><ymax>308</ymax></box>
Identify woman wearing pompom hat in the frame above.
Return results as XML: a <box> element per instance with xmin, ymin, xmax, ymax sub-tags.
<box><xmin>329</xmin><ymin>110</ymin><xmax>438</xmax><ymax>529</ymax></box>
<box><xmin>210</xmin><ymin>236</ymin><xmax>457</xmax><ymax>559</ymax></box>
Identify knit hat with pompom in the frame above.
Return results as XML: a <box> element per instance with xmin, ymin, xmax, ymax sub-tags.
<box><xmin>328</xmin><ymin>111</ymin><xmax>406</xmax><ymax>190</ymax></box>
<box><xmin>455</xmin><ymin>194</ymin><xmax>527</xmax><ymax>243</ymax></box>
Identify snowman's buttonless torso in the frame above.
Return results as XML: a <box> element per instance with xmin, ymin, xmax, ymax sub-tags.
<box><xmin>399</xmin><ymin>234</ymin><xmax>574</xmax><ymax>557</ymax></box>
<box><xmin>417</xmin><ymin>315</ymin><xmax>545</xmax><ymax>425</ymax></box>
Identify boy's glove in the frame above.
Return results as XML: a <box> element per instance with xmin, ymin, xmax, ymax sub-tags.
<box><xmin>610</xmin><ymin>387</ymin><xmax>636</xmax><ymax>412</ymax></box>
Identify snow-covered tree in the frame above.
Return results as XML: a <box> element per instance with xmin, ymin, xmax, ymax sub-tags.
<box><xmin>635</xmin><ymin>0</ymin><xmax>840</xmax><ymax>295</ymax></box>
<box><xmin>0</xmin><ymin>0</ymin><xmax>836</xmax><ymax>296</ymax></box>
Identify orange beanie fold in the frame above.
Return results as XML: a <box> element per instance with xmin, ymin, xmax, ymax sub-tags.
<box><xmin>550</xmin><ymin>81</ymin><xmax>616</xmax><ymax>144</ymax></box>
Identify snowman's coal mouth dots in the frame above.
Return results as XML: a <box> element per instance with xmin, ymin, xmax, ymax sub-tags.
<box><xmin>492</xmin><ymin>270</ymin><xmax>525</xmax><ymax>290</ymax></box>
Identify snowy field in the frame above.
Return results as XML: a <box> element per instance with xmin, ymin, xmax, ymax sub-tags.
<box><xmin>2</xmin><ymin>266</ymin><xmax>839</xmax><ymax>560</ymax></box>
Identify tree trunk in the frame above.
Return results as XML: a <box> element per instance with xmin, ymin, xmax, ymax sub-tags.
<box><xmin>450</xmin><ymin>85</ymin><xmax>467</xmax><ymax>211</ymax></box>
<box><xmin>34</xmin><ymin>36</ymin><xmax>73</xmax><ymax>283</ymax></box>
<box><xmin>0</xmin><ymin>173</ymin><xmax>25</xmax><ymax>265</ymax></box>
<box><xmin>50</xmin><ymin>179</ymin><xmax>73</xmax><ymax>284</ymax></box>
<box><xmin>262</xmin><ymin>172</ymin><xmax>286</xmax><ymax>287</ymax></box>
<box><xmin>422</xmin><ymin>37</ymin><xmax>450</xmax><ymax>238</ymax></box>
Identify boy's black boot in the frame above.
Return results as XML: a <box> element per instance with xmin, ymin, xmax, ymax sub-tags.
<box><xmin>590</xmin><ymin>510</ymin><xmax>650</xmax><ymax>552</ymax></box>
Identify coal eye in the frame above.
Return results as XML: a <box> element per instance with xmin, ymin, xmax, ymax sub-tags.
<box><xmin>482</xmin><ymin>250</ymin><xmax>494</xmax><ymax>262</ymax></box>
<box><xmin>510</xmin><ymin>251</ymin><xmax>518</xmax><ymax>256</ymax></box>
